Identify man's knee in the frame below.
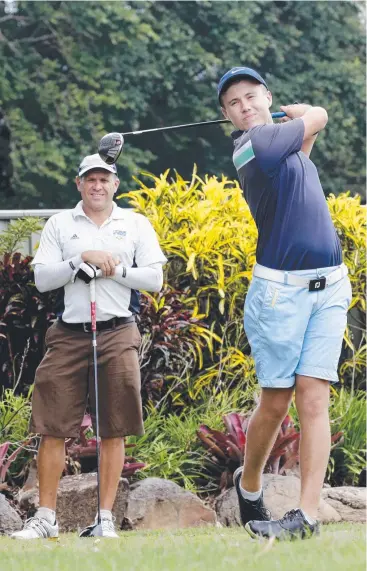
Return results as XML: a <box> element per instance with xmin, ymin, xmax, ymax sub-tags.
<box><xmin>295</xmin><ymin>376</ymin><xmax>330</xmax><ymax>419</ymax></box>
<box><xmin>258</xmin><ymin>388</ymin><xmax>293</xmax><ymax>422</ymax></box>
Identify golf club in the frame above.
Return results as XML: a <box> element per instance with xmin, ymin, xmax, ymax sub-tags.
<box><xmin>98</xmin><ymin>112</ymin><xmax>286</xmax><ymax>165</ymax></box>
<box><xmin>79</xmin><ymin>267</ymin><xmax>103</xmax><ymax>538</ymax></box>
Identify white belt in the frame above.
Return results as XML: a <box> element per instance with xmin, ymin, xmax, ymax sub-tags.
<box><xmin>253</xmin><ymin>263</ymin><xmax>348</xmax><ymax>291</ymax></box>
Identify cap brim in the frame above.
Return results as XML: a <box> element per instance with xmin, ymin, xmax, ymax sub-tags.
<box><xmin>218</xmin><ymin>71</ymin><xmax>267</xmax><ymax>101</ymax></box>
<box><xmin>78</xmin><ymin>165</ymin><xmax>117</xmax><ymax>177</ymax></box>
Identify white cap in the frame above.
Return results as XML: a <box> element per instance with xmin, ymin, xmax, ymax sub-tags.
<box><xmin>78</xmin><ymin>154</ymin><xmax>118</xmax><ymax>177</ymax></box>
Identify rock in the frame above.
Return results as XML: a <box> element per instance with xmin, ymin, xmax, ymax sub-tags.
<box><xmin>321</xmin><ymin>487</ymin><xmax>366</xmax><ymax>523</ymax></box>
<box><xmin>125</xmin><ymin>477</ymin><xmax>216</xmax><ymax>530</ymax></box>
<box><xmin>262</xmin><ymin>474</ymin><xmax>340</xmax><ymax>523</ymax></box>
<box><xmin>18</xmin><ymin>473</ymin><xmax>129</xmax><ymax>532</ymax></box>
<box><xmin>0</xmin><ymin>493</ymin><xmax>23</xmax><ymax>535</ymax></box>
<box><xmin>215</xmin><ymin>474</ymin><xmax>341</xmax><ymax>526</ymax></box>
<box><xmin>215</xmin><ymin>487</ymin><xmax>241</xmax><ymax>527</ymax></box>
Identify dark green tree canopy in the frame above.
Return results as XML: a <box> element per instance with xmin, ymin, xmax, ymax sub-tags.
<box><xmin>0</xmin><ymin>1</ymin><xmax>365</xmax><ymax>208</ymax></box>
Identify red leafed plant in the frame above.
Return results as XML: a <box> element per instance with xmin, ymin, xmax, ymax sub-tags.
<box><xmin>197</xmin><ymin>412</ymin><xmax>343</xmax><ymax>490</ymax></box>
<box><xmin>0</xmin><ymin>439</ymin><xmax>31</xmax><ymax>484</ymax></box>
<box><xmin>65</xmin><ymin>414</ymin><xmax>145</xmax><ymax>478</ymax></box>
<box><xmin>137</xmin><ymin>287</ymin><xmax>217</xmax><ymax>407</ymax></box>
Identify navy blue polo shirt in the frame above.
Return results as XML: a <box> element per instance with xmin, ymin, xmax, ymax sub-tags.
<box><xmin>233</xmin><ymin>118</ymin><xmax>342</xmax><ymax>270</ymax></box>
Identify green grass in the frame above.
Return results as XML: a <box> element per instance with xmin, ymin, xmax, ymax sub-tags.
<box><xmin>0</xmin><ymin>524</ymin><xmax>365</xmax><ymax>571</ymax></box>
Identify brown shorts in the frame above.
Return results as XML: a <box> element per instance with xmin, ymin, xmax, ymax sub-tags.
<box><xmin>30</xmin><ymin>320</ymin><xmax>144</xmax><ymax>438</ymax></box>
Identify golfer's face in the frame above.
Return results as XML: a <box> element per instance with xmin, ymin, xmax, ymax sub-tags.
<box><xmin>76</xmin><ymin>170</ymin><xmax>119</xmax><ymax>211</ymax></box>
<box><xmin>221</xmin><ymin>80</ymin><xmax>272</xmax><ymax>131</ymax></box>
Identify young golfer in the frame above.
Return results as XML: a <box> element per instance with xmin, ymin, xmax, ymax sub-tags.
<box><xmin>217</xmin><ymin>67</ymin><xmax>351</xmax><ymax>539</ymax></box>
<box><xmin>12</xmin><ymin>154</ymin><xmax>167</xmax><ymax>539</ymax></box>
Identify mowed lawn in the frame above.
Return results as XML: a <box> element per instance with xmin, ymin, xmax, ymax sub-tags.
<box><xmin>0</xmin><ymin>523</ymin><xmax>365</xmax><ymax>571</ymax></box>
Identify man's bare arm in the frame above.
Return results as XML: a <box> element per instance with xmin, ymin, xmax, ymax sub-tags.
<box><xmin>280</xmin><ymin>104</ymin><xmax>327</xmax><ymax>157</ymax></box>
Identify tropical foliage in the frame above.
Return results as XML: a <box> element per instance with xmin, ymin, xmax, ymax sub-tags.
<box><xmin>0</xmin><ymin>173</ymin><xmax>365</xmax><ymax>491</ymax></box>
<box><xmin>0</xmin><ymin>1</ymin><xmax>365</xmax><ymax>206</ymax></box>
<box><xmin>125</xmin><ymin>171</ymin><xmax>366</xmax><ymax>391</ymax></box>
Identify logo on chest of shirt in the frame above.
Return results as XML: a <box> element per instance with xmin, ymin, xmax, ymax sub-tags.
<box><xmin>233</xmin><ymin>140</ymin><xmax>255</xmax><ymax>170</ymax></box>
<box><xmin>70</xmin><ymin>234</ymin><xmax>79</xmax><ymax>239</ymax></box>
<box><xmin>113</xmin><ymin>229</ymin><xmax>127</xmax><ymax>240</ymax></box>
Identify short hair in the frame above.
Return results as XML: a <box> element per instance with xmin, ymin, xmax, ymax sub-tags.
<box><xmin>220</xmin><ymin>77</ymin><xmax>268</xmax><ymax>106</ymax></box>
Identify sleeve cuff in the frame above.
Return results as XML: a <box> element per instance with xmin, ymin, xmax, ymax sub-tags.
<box><xmin>69</xmin><ymin>254</ymin><xmax>83</xmax><ymax>283</ymax></box>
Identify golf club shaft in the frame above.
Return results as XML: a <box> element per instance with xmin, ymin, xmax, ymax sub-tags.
<box><xmin>122</xmin><ymin>113</ymin><xmax>286</xmax><ymax>136</ymax></box>
<box><xmin>90</xmin><ymin>279</ymin><xmax>101</xmax><ymax>526</ymax></box>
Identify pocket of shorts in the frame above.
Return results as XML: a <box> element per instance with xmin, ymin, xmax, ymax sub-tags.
<box><xmin>258</xmin><ymin>281</ymin><xmax>284</xmax><ymax>322</ymax></box>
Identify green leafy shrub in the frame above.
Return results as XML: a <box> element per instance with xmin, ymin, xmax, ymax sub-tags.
<box><xmin>0</xmin><ymin>386</ymin><xmax>35</xmax><ymax>484</ymax></box>
<box><xmin>128</xmin><ymin>384</ymin><xmax>255</xmax><ymax>493</ymax></box>
<box><xmin>0</xmin><ymin>218</ymin><xmax>43</xmax><ymax>257</ymax></box>
<box><xmin>328</xmin><ymin>388</ymin><xmax>366</xmax><ymax>486</ymax></box>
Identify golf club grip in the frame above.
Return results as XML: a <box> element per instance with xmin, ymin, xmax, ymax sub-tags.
<box><xmin>90</xmin><ymin>280</ymin><xmax>97</xmax><ymax>333</ymax></box>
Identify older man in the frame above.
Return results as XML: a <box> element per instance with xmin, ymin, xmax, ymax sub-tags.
<box><xmin>12</xmin><ymin>154</ymin><xmax>167</xmax><ymax>539</ymax></box>
<box><xmin>217</xmin><ymin>67</ymin><xmax>351</xmax><ymax>539</ymax></box>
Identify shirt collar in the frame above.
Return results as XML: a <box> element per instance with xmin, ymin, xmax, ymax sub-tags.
<box><xmin>72</xmin><ymin>201</ymin><xmax>125</xmax><ymax>220</ymax></box>
<box><xmin>231</xmin><ymin>129</ymin><xmax>244</xmax><ymax>141</ymax></box>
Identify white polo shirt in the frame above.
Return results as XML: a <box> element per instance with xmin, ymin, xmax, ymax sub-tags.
<box><xmin>32</xmin><ymin>201</ymin><xmax>167</xmax><ymax>322</ymax></box>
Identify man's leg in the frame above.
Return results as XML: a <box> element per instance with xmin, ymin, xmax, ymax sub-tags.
<box><xmin>100</xmin><ymin>437</ymin><xmax>125</xmax><ymax>510</ymax></box>
<box><xmin>295</xmin><ymin>375</ymin><xmax>330</xmax><ymax>519</ymax></box>
<box><xmin>38</xmin><ymin>435</ymin><xmax>66</xmax><ymax>509</ymax></box>
<box><xmin>242</xmin><ymin>387</ymin><xmax>294</xmax><ymax>491</ymax></box>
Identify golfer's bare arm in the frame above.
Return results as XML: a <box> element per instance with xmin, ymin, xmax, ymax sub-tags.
<box><xmin>280</xmin><ymin>104</ymin><xmax>328</xmax><ymax>157</ymax></box>
<box><xmin>300</xmin><ymin>106</ymin><xmax>328</xmax><ymax>157</ymax></box>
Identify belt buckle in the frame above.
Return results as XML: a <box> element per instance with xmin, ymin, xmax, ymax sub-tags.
<box><xmin>309</xmin><ymin>277</ymin><xmax>326</xmax><ymax>292</ymax></box>
<box><xmin>83</xmin><ymin>322</ymin><xmax>92</xmax><ymax>333</ymax></box>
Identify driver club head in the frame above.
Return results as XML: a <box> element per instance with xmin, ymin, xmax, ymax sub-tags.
<box><xmin>98</xmin><ymin>132</ymin><xmax>124</xmax><ymax>165</ymax></box>
<box><xmin>79</xmin><ymin>522</ymin><xmax>104</xmax><ymax>538</ymax></box>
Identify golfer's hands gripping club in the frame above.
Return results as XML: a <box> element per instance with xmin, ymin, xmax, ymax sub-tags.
<box><xmin>279</xmin><ymin>104</ymin><xmax>311</xmax><ymax>120</ymax></box>
<box><xmin>81</xmin><ymin>251</ymin><xmax>120</xmax><ymax>277</ymax></box>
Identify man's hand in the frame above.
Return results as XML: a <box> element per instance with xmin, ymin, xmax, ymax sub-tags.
<box><xmin>280</xmin><ymin>104</ymin><xmax>312</xmax><ymax>119</ymax></box>
<box><xmin>81</xmin><ymin>250</ymin><xmax>120</xmax><ymax>277</ymax></box>
<box><xmin>279</xmin><ymin>103</ymin><xmax>326</xmax><ymax>158</ymax></box>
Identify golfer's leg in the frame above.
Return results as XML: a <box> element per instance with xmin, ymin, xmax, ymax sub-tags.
<box><xmin>294</xmin><ymin>273</ymin><xmax>351</xmax><ymax>518</ymax></box>
<box><xmin>295</xmin><ymin>375</ymin><xmax>330</xmax><ymax>518</ymax></box>
<box><xmin>30</xmin><ymin>323</ymin><xmax>90</xmax><ymax>511</ymax></box>
<box><xmin>94</xmin><ymin>322</ymin><xmax>143</xmax><ymax>511</ymax></box>
<box><xmin>242</xmin><ymin>387</ymin><xmax>294</xmax><ymax>491</ymax></box>
<box><xmin>100</xmin><ymin>437</ymin><xmax>125</xmax><ymax>510</ymax></box>
<box><xmin>38</xmin><ymin>436</ymin><xmax>66</xmax><ymax>510</ymax></box>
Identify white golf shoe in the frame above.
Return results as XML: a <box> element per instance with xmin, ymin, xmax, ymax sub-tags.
<box><xmin>79</xmin><ymin>515</ymin><xmax>119</xmax><ymax>538</ymax></box>
<box><xmin>100</xmin><ymin>516</ymin><xmax>118</xmax><ymax>538</ymax></box>
<box><xmin>11</xmin><ymin>516</ymin><xmax>59</xmax><ymax>540</ymax></box>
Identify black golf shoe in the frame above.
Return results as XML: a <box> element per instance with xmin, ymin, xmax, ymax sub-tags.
<box><xmin>245</xmin><ymin>508</ymin><xmax>320</xmax><ymax>540</ymax></box>
<box><xmin>233</xmin><ymin>466</ymin><xmax>271</xmax><ymax>527</ymax></box>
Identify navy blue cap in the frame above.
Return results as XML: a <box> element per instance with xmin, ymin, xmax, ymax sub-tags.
<box><xmin>217</xmin><ymin>67</ymin><xmax>268</xmax><ymax>102</ymax></box>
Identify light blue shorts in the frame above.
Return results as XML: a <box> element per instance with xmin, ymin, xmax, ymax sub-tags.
<box><xmin>243</xmin><ymin>264</ymin><xmax>352</xmax><ymax>389</ymax></box>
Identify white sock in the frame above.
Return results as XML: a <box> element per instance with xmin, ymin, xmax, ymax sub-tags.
<box><xmin>240</xmin><ymin>484</ymin><xmax>262</xmax><ymax>502</ymax></box>
<box><xmin>300</xmin><ymin>509</ymin><xmax>316</xmax><ymax>525</ymax></box>
<box><xmin>96</xmin><ymin>509</ymin><xmax>112</xmax><ymax>521</ymax></box>
<box><xmin>36</xmin><ymin>507</ymin><xmax>56</xmax><ymax>525</ymax></box>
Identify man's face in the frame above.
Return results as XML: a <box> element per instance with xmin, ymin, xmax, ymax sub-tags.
<box><xmin>221</xmin><ymin>79</ymin><xmax>273</xmax><ymax>131</ymax></box>
<box><xmin>76</xmin><ymin>169</ymin><xmax>120</xmax><ymax>212</ymax></box>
